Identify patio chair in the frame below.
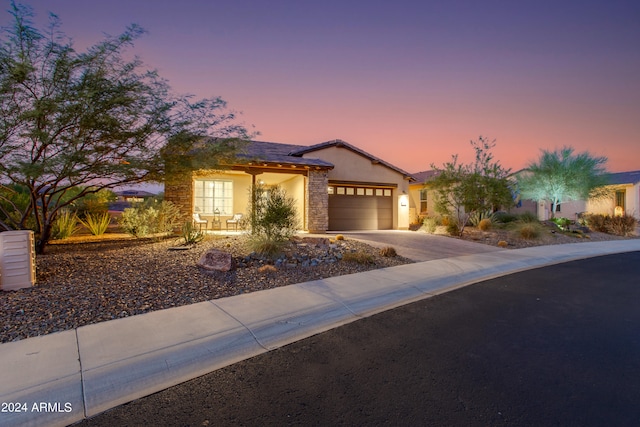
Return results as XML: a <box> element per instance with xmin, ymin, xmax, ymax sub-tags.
<box><xmin>226</xmin><ymin>213</ymin><xmax>243</xmax><ymax>231</ymax></box>
<box><xmin>192</xmin><ymin>213</ymin><xmax>208</xmax><ymax>231</ymax></box>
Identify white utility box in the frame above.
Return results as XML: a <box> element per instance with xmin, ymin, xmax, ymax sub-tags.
<box><xmin>0</xmin><ymin>230</ymin><xmax>36</xmax><ymax>291</ymax></box>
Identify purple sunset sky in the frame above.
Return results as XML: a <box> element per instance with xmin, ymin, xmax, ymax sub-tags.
<box><xmin>4</xmin><ymin>0</ymin><xmax>640</xmax><ymax>174</ymax></box>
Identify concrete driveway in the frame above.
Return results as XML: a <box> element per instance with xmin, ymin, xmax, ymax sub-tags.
<box><xmin>328</xmin><ymin>230</ymin><xmax>504</xmax><ymax>262</ymax></box>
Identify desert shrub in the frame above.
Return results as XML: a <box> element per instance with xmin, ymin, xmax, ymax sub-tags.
<box><xmin>248</xmin><ymin>234</ymin><xmax>287</xmax><ymax>258</ymax></box>
<box><xmin>515</xmin><ymin>222</ymin><xmax>541</xmax><ymax>239</ymax></box>
<box><xmin>551</xmin><ymin>217</ymin><xmax>572</xmax><ymax>231</ymax></box>
<box><xmin>182</xmin><ymin>221</ymin><xmax>205</xmax><ymax>245</ymax></box>
<box><xmin>154</xmin><ymin>201</ymin><xmax>183</xmax><ymax>234</ymax></box>
<box><xmin>605</xmin><ymin>215</ymin><xmax>637</xmax><ymax>236</ymax></box>
<box><xmin>120</xmin><ymin>206</ymin><xmax>156</xmax><ymax>237</ymax></box>
<box><xmin>493</xmin><ymin>211</ymin><xmax>518</xmax><ymax>224</ymax></box>
<box><xmin>119</xmin><ymin>201</ymin><xmax>181</xmax><ymax>237</ymax></box>
<box><xmin>422</xmin><ymin>216</ymin><xmax>438</xmax><ymax>234</ymax></box>
<box><xmin>478</xmin><ymin>218</ymin><xmax>493</xmax><ymax>231</ymax></box>
<box><xmin>446</xmin><ymin>221</ymin><xmax>460</xmax><ymax>236</ymax></box>
<box><xmin>79</xmin><ymin>212</ymin><xmax>111</xmax><ymax>236</ymax></box>
<box><xmin>75</xmin><ymin>189</ymin><xmax>116</xmax><ymax>217</ymax></box>
<box><xmin>248</xmin><ymin>185</ymin><xmax>298</xmax><ymax>256</ymax></box>
<box><xmin>342</xmin><ymin>251</ymin><xmax>375</xmax><ymax>264</ymax></box>
<box><xmin>52</xmin><ymin>211</ymin><xmax>80</xmax><ymax>239</ymax></box>
<box><xmin>582</xmin><ymin>213</ymin><xmax>607</xmax><ymax>232</ymax></box>
<box><xmin>518</xmin><ymin>211</ymin><xmax>539</xmax><ymax>223</ymax></box>
<box><xmin>379</xmin><ymin>246</ymin><xmax>397</xmax><ymax>257</ymax></box>
<box><xmin>468</xmin><ymin>210</ymin><xmax>495</xmax><ymax>227</ymax></box>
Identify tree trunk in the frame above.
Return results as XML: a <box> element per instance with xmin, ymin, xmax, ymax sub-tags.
<box><xmin>35</xmin><ymin>222</ymin><xmax>52</xmax><ymax>255</ymax></box>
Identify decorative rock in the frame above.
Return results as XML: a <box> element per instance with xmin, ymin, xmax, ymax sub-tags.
<box><xmin>197</xmin><ymin>249</ymin><xmax>233</xmax><ymax>272</ymax></box>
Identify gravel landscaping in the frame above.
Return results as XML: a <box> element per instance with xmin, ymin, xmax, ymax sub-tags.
<box><xmin>0</xmin><ymin>234</ymin><xmax>411</xmax><ymax>343</ymax></box>
<box><xmin>1</xmin><ymin>225</ymin><xmax>637</xmax><ymax>344</ymax></box>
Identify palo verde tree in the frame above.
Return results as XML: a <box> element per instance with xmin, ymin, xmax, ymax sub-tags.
<box><xmin>517</xmin><ymin>146</ymin><xmax>608</xmax><ymax>219</ymax></box>
<box><xmin>429</xmin><ymin>136</ymin><xmax>513</xmax><ymax>235</ymax></box>
<box><xmin>0</xmin><ymin>3</ymin><xmax>251</xmax><ymax>253</ymax></box>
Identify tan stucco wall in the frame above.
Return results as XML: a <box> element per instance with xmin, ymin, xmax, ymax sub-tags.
<box><xmin>408</xmin><ymin>184</ymin><xmax>438</xmax><ymax>224</ymax></box>
<box><xmin>303</xmin><ymin>146</ymin><xmax>410</xmax><ymax>229</ymax></box>
<box><xmin>587</xmin><ymin>184</ymin><xmax>640</xmax><ymax>219</ymax></box>
<box><xmin>279</xmin><ymin>174</ymin><xmax>305</xmax><ymax>229</ymax></box>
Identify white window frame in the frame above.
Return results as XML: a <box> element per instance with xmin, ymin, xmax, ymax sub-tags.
<box><xmin>194</xmin><ymin>180</ymin><xmax>233</xmax><ymax>215</ymax></box>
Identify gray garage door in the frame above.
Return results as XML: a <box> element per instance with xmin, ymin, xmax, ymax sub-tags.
<box><xmin>328</xmin><ymin>186</ymin><xmax>393</xmax><ymax>230</ymax></box>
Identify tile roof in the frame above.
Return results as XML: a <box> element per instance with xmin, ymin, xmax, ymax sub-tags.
<box><xmin>237</xmin><ymin>140</ymin><xmax>334</xmax><ymax>168</ymax></box>
<box><xmin>411</xmin><ymin>170</ymin><xmax>439</xmax><ymax>183</ymax></box>
<box><xmin>604</xmin><ymin>170</ymin><xmax>640</xmax><ymax>185</ymax></box>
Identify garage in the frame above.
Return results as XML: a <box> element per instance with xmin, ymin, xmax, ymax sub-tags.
<box><xmin>328</xmin><ymin>185</ymin><xmax>393</xmax><ymax>230</ymax></box>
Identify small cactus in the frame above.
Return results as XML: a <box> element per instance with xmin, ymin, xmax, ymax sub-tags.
<box><xmin>497</xmin><ymin>240</ymin><xmax>508</xmax><ymax>248</ymax></box>
<box><xmin>335</xmin><ymin>234</ymin><xmax>345</xmax><ymax>240</ymax></box>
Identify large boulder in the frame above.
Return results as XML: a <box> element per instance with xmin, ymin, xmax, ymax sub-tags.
<box><xmin>197</xmin><ymin>249</ymin><xmax>233</xmax><ymax>272</ymax></box>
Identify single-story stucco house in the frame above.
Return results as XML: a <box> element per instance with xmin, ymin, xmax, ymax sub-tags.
<box><xmin>165</xmin><ymin>139</ymin><xmax>416</xmax><ymax>233</ymax></box>
<box><xmin>513</xmin><ymin>170</ymin><xmax>640</xmax><ymax>221</ymax></box>
<box><xmin>407</xmin><ymin>168</ymin><xmax>640</xmax><ymax>223</ymax></box>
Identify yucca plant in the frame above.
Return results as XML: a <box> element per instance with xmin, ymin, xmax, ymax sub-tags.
<box><xmin>52</xmin><ymin>211</ymin><xmax>80</xmax><ymax>239</ymax></box>
<box><xmin>79</xmin><ymin>212</ymin><xmax>111</xmax><ymax>236</ymax></box>
<box><xmin>182</xmin><ymin>221</ymin><xmax>205</xmax><ymax>245</ymax></box>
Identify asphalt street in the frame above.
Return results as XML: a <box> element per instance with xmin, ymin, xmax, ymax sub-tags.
<box><xmin>77</xmin><ymin>251</ymin><xmax>640</xmax><ymax>427</ymax></box>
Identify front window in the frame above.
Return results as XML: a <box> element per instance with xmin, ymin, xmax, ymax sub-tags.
<box><xmin>194</xmin><ymin>180</ymin><xmax>233</xmax><ymax>215</ymax></box>
<box><xmin>420</xmin><ymin>189</ymin><xmax>428</xmax><ymax>213</ymax></box>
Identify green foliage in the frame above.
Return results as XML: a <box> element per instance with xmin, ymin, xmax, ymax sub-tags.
<box><xmin>52</xmin><ymin>211</ymin><xmax>80</xmax><ymax>240</ymax></box>
<box><xmin>583</xmin><ymin>213</ymin><xmax>637</xmax><ymax>236</ymax></box>
<box><xmin>517</xmin><ymin>146</ymin><xmax>608</xmax><ymax>218</ymax></box>
<box><xmin>429</xmin><ymin>136</ymin><xmax>513</xmax><ymax>236</ymax></box>
<box><xmin>468</xmin><ymin>210</ymin><xmax>496</xmax><ymax>227</ymax></box>
<box><xmin>0</xmin><ymin>183</ymin><xmax>34</xmax><ymax>230</ymax></box>
<box><xmin>0</xmin><ymin>4</ymin><xmax>250</xmax><ymax>253</ymax></box>
<box><xmin>446</xmin><ymin>221</ymin><xmax>461</xmax><ymax>236</ymax></box>
<box><xmin>153</xmin><ymin>201</ymin><xmax>183</xmax><ymax>234</ymax></box>
<box><xmin>551</xmin><ymin>217</ymin><xmax>572</xmax><ymax>231</ymax></box>
<box><xmin>493</xmin><ymin>212</ymin><xmax>519</xmax><ymax>224</ymax></box>
<box><xmin>79</xmin><ymin>212</ymin><xmax>111</xmax><ymax>236</ymax></box>
<box><xmin>247</xmin><ymin>234</ymin><xmax>288</xmax><ymax>258</ymax></box>
<box><xmin>75</xmin><ymin>190</ymin><xmax>117</xmax><ymax>217</ymax></box>
<box><xmin>119</xmin><ymin>201</ymin><xmax>181</xmax><ymax>237</ymax></box>
<box><xmin>181</xmin><ymin>221</ymin><xmax>205</xmax><ymax>245</ymax></box>
<box><xmin>421</xmin><ymin>216</ymin><xmax>438</xmax><ymax>233</ymax></box>
<box><xmin>120</xmin><ymin>207</ymin><xmax>155</xmax><ymax>238</ymax></box>
<box><xmin>518</xmin><ymin>211</ymin><xmax>539</xmax><ymax>223</ymax></box>
<box><xmin>248</xmin><ymin>184</ymin><xmax>298</xmax><ymax>256</ymax></box>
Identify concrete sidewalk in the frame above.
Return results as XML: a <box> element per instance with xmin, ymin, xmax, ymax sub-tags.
<box><xmin>2</xmin><ymin>240</ymin><xmax>639</xmax><ymax>427</ymax></box>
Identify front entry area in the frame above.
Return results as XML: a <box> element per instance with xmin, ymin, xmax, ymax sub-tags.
<box><xmin>328</xmin><ymin>185</ymin><xmax>393</xmax><ymax>230</ymax></box>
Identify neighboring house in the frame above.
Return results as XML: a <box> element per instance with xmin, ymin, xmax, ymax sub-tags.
<box><xmin>115</xmin><ymin>189</ymin><xmax>156</xmax><ymax>204</ymax></box>
<box><xmin>165</xmin><ymin>139</ymin><xmax>415</xmax><ymax>233</ymax></box>
<box><xmin>511</xmin><ymin>169</ymin><xmax>640</xmax><ymax>221</ymax></box>
<box><xmin>586</xmin><ymin>170</ymin><xmax>640</xmax><ymax>220</ymax></box>
<box><xmin>408</xmin><ymin>170</ymin><xmax>439</xmax><ymax>224</ymax></box>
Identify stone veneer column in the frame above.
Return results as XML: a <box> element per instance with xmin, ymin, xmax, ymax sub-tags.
<box><xmin>164</xmin><ymin>172</ymin><xmax>193</xmax><ymax>225</ymax></box>
<box><xmin>306</xmin><ymin>169</ymin><xmax>328</xmax><ymax>233</ymax></box>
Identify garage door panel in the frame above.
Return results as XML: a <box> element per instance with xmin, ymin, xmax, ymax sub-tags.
<box><xmin>328</xmin><ymin>194</ymin><xmax>392</xmax><ymax>230</ymax></box>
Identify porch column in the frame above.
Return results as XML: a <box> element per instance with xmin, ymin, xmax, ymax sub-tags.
<box><xmin>164</xmin><ymin>171</ymin><xmax>193</xmax><ymax>225</ymax></box>
<box><xmin>306</xmin><ymin>169</ymin><xmax>329</xmax><ymax>233</ymax></box>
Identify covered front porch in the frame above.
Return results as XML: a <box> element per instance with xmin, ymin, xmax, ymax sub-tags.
<box><xmin>165</xmin><ymin>165</ymin><xmax>331</xmax><ymax>234</ymax></box>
